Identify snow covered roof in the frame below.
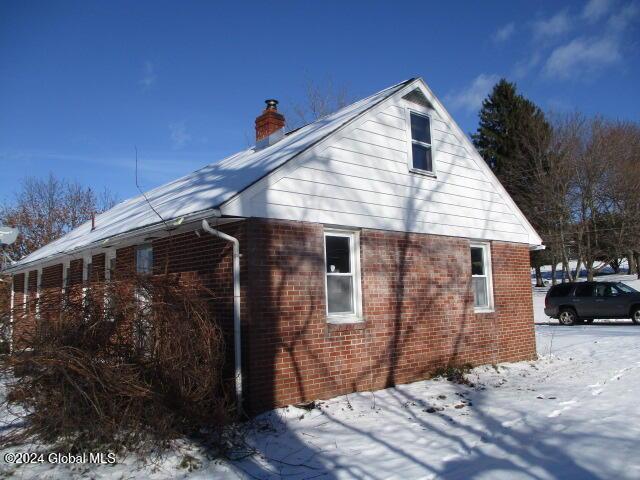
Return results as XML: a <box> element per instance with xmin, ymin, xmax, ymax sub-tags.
<box><xmin>9</xmin><ymin>79</ymin><xmax>414</xmax><ymax>270</ymax></box>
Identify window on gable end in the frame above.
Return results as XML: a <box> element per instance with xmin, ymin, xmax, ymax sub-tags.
<box><xmin>408</xmin><ymin>111</ymin><xmax>434</xmax><ymax>174</ymax></box>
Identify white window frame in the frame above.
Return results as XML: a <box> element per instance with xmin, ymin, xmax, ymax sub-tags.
<box><xmin>62</xmin><ymin>260</ymin><xmax>71</xmax><ymax>290</ymax></box>
<box><xmin>61</xmin><ymin>260</ymin><xmax>71</xmax><ymax>312</ymax></box>
<box><xmin>323</xmin><ymin>229</ymin><xmax>363</xmax><ymax>324</ymax></box>
<box><xmin>136</xmin><ymin>244</ymin><xmax>153</xmax><ymax>275</ymax></box>
<box><xmin>405</xmin><ymin>108</ymin><xmax>436</xmax><ymax>177</ymax></box>
<box><xmin>103</xmin><ymin>250</ymin><xmax>116</xmax><ymax>321</ymax></box>
<box><xmin>35</xmin><ymin>267</ymin><xmax>42</xmax><ymax>321</ymax></box>
<box><xmin>82</xmin><ymin>254</ymin><xmax>92</xmax><ymax>311</ymax></box>
<box><xmin>82</xmin><ymin>254</ymin><xmax>93</xmax><ymax>285</ymax></box>
<box><xmin>105</xmin><ymin>250</ymin><xmax>116</xmax><ymax>281</ymax></box>
<box><xmin>25</xmin><ymin>270</ymin><xmax>35</xmax><ymax>316</ymax></box>
<box><xmin>470</xmin><ymin>242</ymin><xmax>494</xmax><ymax>313</ymax></box>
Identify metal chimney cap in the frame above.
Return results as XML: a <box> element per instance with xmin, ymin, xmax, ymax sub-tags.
<box><xmin>265</xmin><ymin>99</ymin><xmax>279</xmax><ymax>110</ymax></box>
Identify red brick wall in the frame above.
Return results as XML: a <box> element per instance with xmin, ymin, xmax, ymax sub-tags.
<box><xmin>68</xmin><ymin>259</ymin><xmax>84</xmax><ymax>286</ymax></box>
<box><xmin>151</xmin><ymin>223</ymin><xmax>247</xmax><ymax>336</ymax></box>
<box><xmin>40</xmin><ymin>264</ymin><xmax>63</xmax><ymax>323</ymax></box>
<box><xmin>91</xmin><ymin>254</ymin><xmax>106</xmax><ymax>283</ymax></box>
<box><xmin>41</xmin><ymin>264</ymin><xmax>63</xmax><ymax>290</ymax></box>
<box><xmin>243</xmin><ymin>219</ymin><xmax>536</xmax><ymax>413</ymax></box>
<box><xmin>115</xmin><ymin>247</ymin><xmax>134</xmax><ymax>278</ymax></box>
<box><xmin>151</xmin><ymin>223</ymin><xmax>247</xmax><ymax>381</ymax></box>
<box><xmin>486</xmin><ymin>241</ymin><xmax>537</xmax><ymax>362</ymax></box>
<box><xmin>9</xmin><ymin>219</ymin><xmax>536</xmax><ymax>414</ymax></box>
<box><xmin>244</xmin><ymin>219</ymin><xmax>326</xmax><ymax>412</ymax></box>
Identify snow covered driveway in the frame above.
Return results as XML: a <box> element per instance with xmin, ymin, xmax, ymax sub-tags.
<box><xmin>2</xmin><ymin>277</ymin><xmax>640</xmax><ymax>479</ymax></box>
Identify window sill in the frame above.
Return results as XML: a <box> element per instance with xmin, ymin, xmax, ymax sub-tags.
<box><xmin>474</xmin><ymin>307</ymin><xmax>495</xmax><ymax>314</ymax></box>
<box><xmin>327</xmin><ymin>318</ymin><xmax>366</xmax><ymax>333</ymax></box>
<box><xmin>409</xmin><ymin>168</ymin><xmax>437</xmax><ymax>178</ymax></box>
<box><xmin>326</xmin><ymin>315</ymin><xmax>364</xmax><ymax>325</ymax></box>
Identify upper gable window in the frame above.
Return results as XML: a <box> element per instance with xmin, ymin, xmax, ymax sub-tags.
<box><xmin>409</xmin><ymin>112</ymin><xmax>433</xmax><ymax>173</ymax></box>
<box><xmin>409</xmin><ymin>112</ymin><xmax>434</xmax><ymax>174</ymax></box>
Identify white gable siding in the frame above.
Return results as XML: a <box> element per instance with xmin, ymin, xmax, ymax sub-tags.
<box><xmin>221</xmin><ymin>82</ymin><xmax>540</xmax><ymax>245</ymax></box>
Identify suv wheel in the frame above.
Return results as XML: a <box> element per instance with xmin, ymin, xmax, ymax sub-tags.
<box><xmin>632</xmin><ymin>306</ymin><xmax>640</xmax><ymax>325</ymax></box>
<box><xmin>559</xmin><ymin>308</ymin><xmax>578</xmax><ymax>326</ymax></box>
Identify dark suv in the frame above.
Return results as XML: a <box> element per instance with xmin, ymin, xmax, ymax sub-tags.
<box><xmin>545</xmin><ymin>281</ymin><xmax>640</xmax><ymax>325</ymax></box>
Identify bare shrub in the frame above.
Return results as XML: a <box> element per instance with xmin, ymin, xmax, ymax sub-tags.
<box><xmin>432</xmin><ymin>364</ymin><xmax>475</xmax><ymax>386</ymax></box>
<box><xmin>1</xmin><ymin>272</ymin><xmax>232</xmax><ymax>453</ymax></box>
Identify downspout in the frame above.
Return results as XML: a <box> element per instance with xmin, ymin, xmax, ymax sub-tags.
<box><xmin>201</xmin><ymin>219</ymin><xmax>243</xmax><ymax>415</ymax></box>
<box><xmin>9</xmin><ymin>278</ymin><xmax>14</xmax><ymax>354</ymax></box>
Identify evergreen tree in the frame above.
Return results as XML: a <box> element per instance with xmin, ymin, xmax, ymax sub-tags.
<box><xmin>472</xmin><ymin>79</ymin><xmax>520</xmax><ymax>175</ymax></box>
<box><xmin>473</xmin><ymin>79</ymin><xmax>552</xmax><ymax>286</ymax></box>
<box><xmin>472</xmin><ymin>78</ymin><xmax>551</xmax><ymax>209</ymax></box>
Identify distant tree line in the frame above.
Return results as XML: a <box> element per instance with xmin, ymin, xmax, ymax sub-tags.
<box><xmin>473</xmin><ymin>80</ymin><xmax>640</xmax><ymax>285</ymax></box>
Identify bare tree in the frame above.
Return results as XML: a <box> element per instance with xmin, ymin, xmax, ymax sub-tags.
<box><xmin>286</xmin><ymin>76</ymin><xmax>351</xmax><ymax>130</ymax></box>
<box><xmin>607</xmin><ymin>122</ymin><xmax>640</xmax><ymax>278</ymax></box>
<box><xmin>537</xmin><ymin>115</ymin><xmax>640</xmax><ymax>281</ymax></box>
<box><xmin>571</xmin><ymin>119</ymin><xmax>640</xmax><ymax>280</ymax></box>
<box><xmin>1</xmin><ymin>173</ymin><xmax>118</xmax><ymax>260</ymax></box>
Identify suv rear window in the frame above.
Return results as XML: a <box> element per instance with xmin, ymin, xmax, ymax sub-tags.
<box><xmin>549</xmin><ymin>284</ymin><xmax>573</xmax><ymax>297</ymax></box>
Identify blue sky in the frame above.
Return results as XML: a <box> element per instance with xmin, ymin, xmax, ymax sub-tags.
<box><xmin>1</xmin><ymin>0</ymin><xmax>639</xmax><ymax>203</ymax></box>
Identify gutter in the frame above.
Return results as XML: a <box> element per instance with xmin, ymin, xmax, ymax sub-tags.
<box><xmin>3</xmin><ymin>206</ymin><xmax>240</xmax><ymax>274</ymax></box>
<box><xmin>201</xmin><ymin>218</ymin><xmax>243</xmax><ymax>415</ymax></box>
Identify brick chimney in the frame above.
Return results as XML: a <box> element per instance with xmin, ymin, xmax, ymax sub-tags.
<box><xmin>255</xmin><ymin>99</ymin><xmax>285</xmax><ymax>142</ymax></box>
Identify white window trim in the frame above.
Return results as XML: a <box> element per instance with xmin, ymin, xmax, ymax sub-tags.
<box><xmin>104</xmin><ymin>250</ymin><xmax>116</xmax><ymax>321</ymax></box>
<box><xmin>9</xmin><ymin>278</ymin><xmax>14</xmax><ymax>353</ymax></box>
<box><xmin>105</xmin><ymin>250</ymin><xmax>116</xmax><ymax>281</ymax></box>
<box><xmin>62</xmin><ymin>260</ymin><xmax>70</xmax><ymax>290</ymax></box>
<box><xmin>35</xmin><ymin>267</ymin><xmax>42</xmax><ymax>321</ymax></box>
<box><xmin>323</xmin><ymin>229</ymin><xmax>363</xmax><ymax>324</ymax></box>
<box><xmin>82</xmin><ymin>254</ymin><xmax>92</xmax><ymax>309</ymax></box>
<box><xmin>23</xmin><ymin>271</ymin><xmax>28</xmax><ymax>316</ymax></box>
<box><xmin>405</xmin><ymin>108</ymin><xmax>436</xmax><ymax>177</ymax></box>
<box><xmin>136</xmin><ymin>244</ymin><xmax>153</xmax><ymax>275</ymax></box>
<box><xmin>470</xmin><ymin>242</ymin><xmax>494</xmax><ymax>313</ymax></box>
<box><xmin>60</xmin><ymin>260</ymin><xmax>71</xmax><ymax>314</ymax></box>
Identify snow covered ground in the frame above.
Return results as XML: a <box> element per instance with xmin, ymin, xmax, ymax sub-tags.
<box><xmin>2</xmin><ymin>276</ymin><xmax>640</xmax><ymax>479</ymax></box>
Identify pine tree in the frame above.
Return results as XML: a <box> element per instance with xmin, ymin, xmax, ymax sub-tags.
<box><xmin>472</xmin><ymin>79</ymin><xmax>520</xmax><ymax>175</ymax></box>
<box><xmin>472</xmin><ymin>79</ymin><xmax>552</xmax><ymax>286</ymax></box>
<box><xmin>472</xmin><ymin>78</ymin><xmax>550</xmax><ymax>208</ymax></box>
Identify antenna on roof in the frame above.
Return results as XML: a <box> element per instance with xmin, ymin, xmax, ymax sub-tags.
<box><xmin>0</xmin><ymin>224</ymin><xmax>18</xmax><ymax>272</ymax></box>
<box><xmin>135</xmin><ymin>146</ymin><xmax>170</xmax><ymax>230</ymax></box>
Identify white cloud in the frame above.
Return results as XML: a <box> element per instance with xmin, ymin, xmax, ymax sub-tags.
<box><xmin>583</xmin><ymin>0</ymin><xmax>615</xmax><ymax>22</ymax></box>
<box><xmin>512</xmin><ymin>52</ymin><xmax>542</xmax><ymax>79</ymax></box>
<box><xmin>607</xmin><ymin>1</ymin><xmax>640</xmax><ymax>31</ymax></box>
<box><xmin>139</xmin><ymin>61</ymin><xmax>157</xmax><ymax>89</ymax></box>
<box><xmin>532</xmin><ymin>11</ymin><xmax>572</xmax><ymax>40</ymax></box>
<box><xmin>493</xmin><ymin>22</ymin><xmax>516</xmax><ymax>42</ymax></box>
<box><xmin>543</xmin><ymin>36</ymin><xmax>621</xmax><ymax>78</ymax></box>
<box><xmin>446</xmin><ymin>74</ymin><xmax>500</xmax><ymax>113</ymax></box>
<box><xmin>169</xmin><ymin>122</ymin><xmax>192</xmax><ymax>149</ymax></box>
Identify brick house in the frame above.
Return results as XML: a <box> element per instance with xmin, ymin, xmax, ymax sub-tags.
<box><xmin>6</xmin><ymin>78</ymin><xmax>542</xmax><ymax>414</ymax></box>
